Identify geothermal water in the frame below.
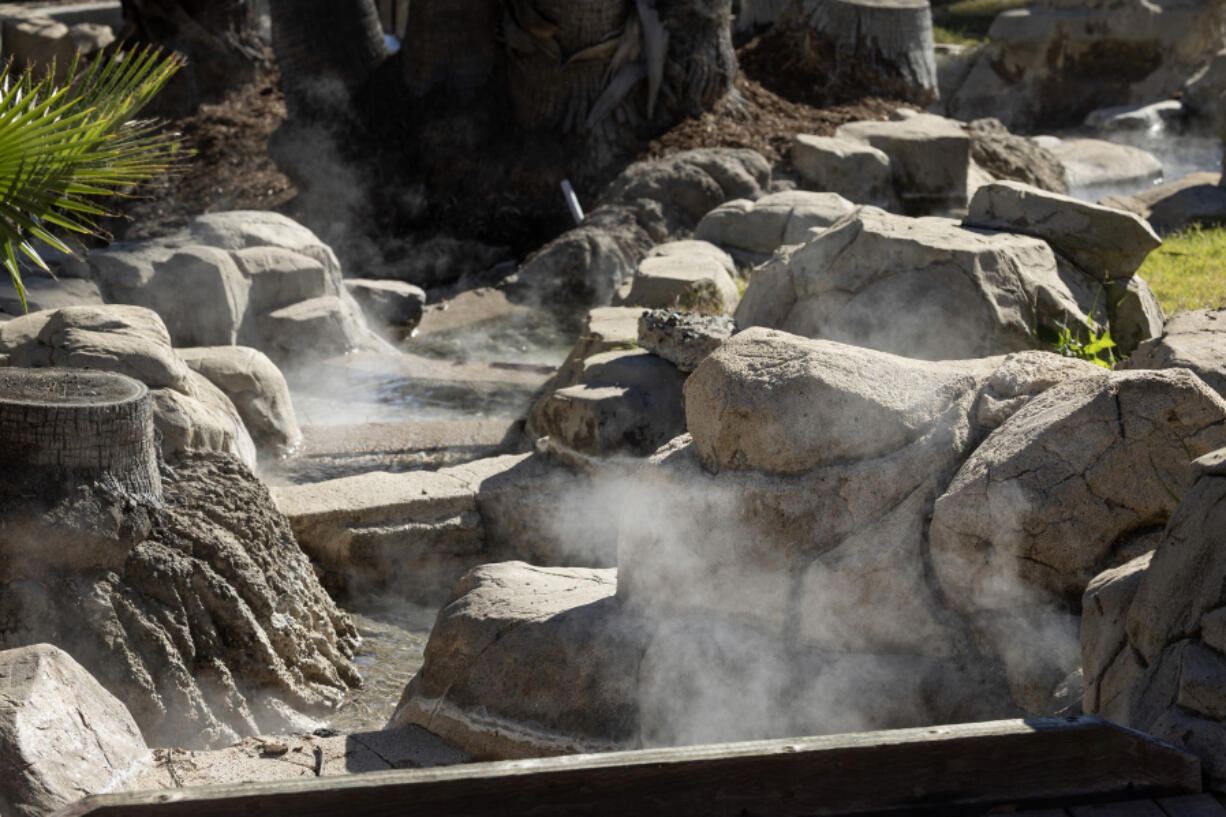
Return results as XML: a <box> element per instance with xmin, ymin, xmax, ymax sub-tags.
<box><xmin>279</xmin><ymin>307</ymin><xmax>577</xmax><ymax>729</ymax></box>
<box><xmin>1064</xmin><ymin>129</ymin><xmax>1223</xmax><ymax>203</ymax></box>
<box><xmin>326</xmin><ymin>599</ymin><xmax>436</xmax><ymax>733</ymax></box>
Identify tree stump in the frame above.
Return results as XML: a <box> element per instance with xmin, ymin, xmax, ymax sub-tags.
<box><xmin>0</xmin><ymin>368</ymin><xmax>161</xmax><ymax>581</ymax></box>
<box><xmin>784</xmin><ymin>0</ymin><xmax>938</xmax><ymax>106</ymax></box>
<box><xmin>0</xmin><ymin>368</ymin><xmax>161</xmax><ymax>506</ymax></box>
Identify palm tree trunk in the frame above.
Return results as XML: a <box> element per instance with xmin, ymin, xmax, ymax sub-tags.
<box><xmin>120</xmin><ymin>0</ymin><xmax>268</xmax><ymax>115</ymax></box>
<box><xmin>268</xmin><ymin>0</ymin><xmax>388</xmax><ymax>118</ymax></box>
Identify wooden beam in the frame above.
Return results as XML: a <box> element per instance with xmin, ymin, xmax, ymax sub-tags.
<box><xmin>56</xmin><ymin>717</ymin><xmax>1200</xmax><ymax>817</ymax></box>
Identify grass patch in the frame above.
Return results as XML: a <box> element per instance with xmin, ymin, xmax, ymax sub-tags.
<box><xmin>933</xmin><ymin>25</ymin><xmax>982</xmax><ymax>46</ymax></box>
<box><xmin>931</xmin><ymin>0</ymin><xmax>1027</xmax><ymax>41</ymax></box>
<box><xmin>1139</xmin><ymin>225</ymin><xmax>1226</xmax><ymax>316</ymax></box>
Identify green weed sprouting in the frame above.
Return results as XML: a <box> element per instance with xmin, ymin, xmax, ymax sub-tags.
<box><xmin>1036</xmin><ymin>319</ymin><xmax>1119</xmax><ymax>369</ymax></box>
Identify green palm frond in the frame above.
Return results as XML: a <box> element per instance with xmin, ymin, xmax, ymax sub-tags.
<box><xmin>0</xmin><ymin>48</ymin><xmax>186</xmax><ymax>311</ymax></box>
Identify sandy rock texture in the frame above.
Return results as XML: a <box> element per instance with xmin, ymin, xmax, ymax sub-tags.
<box><xmin>0</xmin><ymin>453</ymin><xmax>360</xmax><ymax>750</ymax></box>
<box><xmin>0</xmin><ymin>644</ymin><xmax>148</xmax><ymax>817</ymax></box>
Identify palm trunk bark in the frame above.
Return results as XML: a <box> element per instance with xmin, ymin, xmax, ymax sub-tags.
<box><xmin>120</xmin><ymin>0</ymin><xmax>268</xmax><ymax>115</ymax></box>
<box><xmin>268</xmin><ymin>0</ymin><xmax>387</xmax><ymax>119</ymax></box>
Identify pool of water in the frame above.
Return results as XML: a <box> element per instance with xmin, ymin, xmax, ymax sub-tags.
<box><xmin>1064</xmin><ymin>129</ymin><xmax>1223</xmax><ymax>203</ymax></box>
<box><xmin>325</xmin><ymin>599</ymin><xmax>438</xmax><ymax>734</ymax></box>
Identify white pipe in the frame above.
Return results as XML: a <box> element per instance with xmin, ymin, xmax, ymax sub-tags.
<box><xmin>561</xmin><ymin>180</ymin><xmax>584</xmax><ymax>226</ymax></box>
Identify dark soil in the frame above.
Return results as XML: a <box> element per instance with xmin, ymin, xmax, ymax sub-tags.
<box><xmin>647</xmin><ymin>73</ymin><xmax>897</xmax><ymax>164</ymax></box>
<box><xmin>106</xmin><ymin>42</ymin><xmax>900</xmax><ymax>264</ymax></box>
<box><xmin>106</xmin><ymin>67</ymin><xmax>295</xmax><ymax>243</ymax></box>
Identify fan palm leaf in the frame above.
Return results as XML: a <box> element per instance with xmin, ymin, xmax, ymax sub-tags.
<box><xmin>0</xmin><ymin>47</ymin><xmax>185</xmax><ymax>310</ymax></box>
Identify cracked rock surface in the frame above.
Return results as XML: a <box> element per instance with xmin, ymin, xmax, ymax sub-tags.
<box><xmin>930</xmin><ymin>368</ymin><xmax>1226</xmax><ymax>609</ymax></box>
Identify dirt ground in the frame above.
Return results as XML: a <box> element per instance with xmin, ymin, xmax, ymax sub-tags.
<box><xmin>108</xmin><ymin>43</ymin><xmax>899</xmax><ymax>248</ymax></box>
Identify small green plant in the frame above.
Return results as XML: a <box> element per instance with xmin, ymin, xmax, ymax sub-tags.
<box><xmin>1036</xmin><ymin>319</ymin><xmax>1119</xmax><ymax>369</ymax></box>
<box><xmin>0</xmin><ymin>48</ymin><xmax>185</xmax><ymax>310</ymax></box>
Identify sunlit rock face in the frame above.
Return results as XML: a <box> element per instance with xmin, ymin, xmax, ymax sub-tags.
<box><xmin>391</xmin><ymin>325</ymin><xmax>1226</xmax><ymax>758</ymax></box>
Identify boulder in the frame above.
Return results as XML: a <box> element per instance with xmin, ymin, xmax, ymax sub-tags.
<box><xmin>965</xmin><ymin>118</ymin><xmax>1068</xmax><ymax>195</ymax></box>
<box><xmin>930</xmin><ymin>369</ymin><xmax>1226</xmax><ymax>610</ymax></box>
<box><xmin>790</xmin><ymin>134</ymin><xmax>896</xmax><ymax>208</ymax></box>
<box><xmin>835</xmin><ymin>114</ymin><xmax>971</xmax><ymax>214</ymax></box>
<box><xmin>684</xmin><ymin>327</ymin><xmax>984</xmax><ymax>475</ymax></box>
<box><xmin>389</xmin><ymin>562</ymin><xmax>642</xmax><ymax>759</ymax></box>
<box><xmin>274</xmin><ymin>452</ymin><xmax>622</xmax><ymax>602</ymax></box>
<box><xmin>513</xmin><ymin>149</ymin><xmax>770</xmax><ymax>304</ymax></box>
<box><xmin>964</xmin><ymin>181</ymin><xmax>1162</xmax><ymax>279</ymax></box>
<box><xmin>645</xmin><ymin>240</ymin><xmax>737</xmax><ymax>278</ymax></box>
<box><xmin>0</xmin><ymin>305</ymin><xmax>192</xmax><ymax>392</ymax></box>
<box><xmin>613</xmin><ymin>253</ymin><xmax>740</xmax><ymax>315</ymax></box>
<box><xmin>344</xmin><ymin>279</ymin><xmax>426</xmax><ymax>336</ymax></box>
<box><xmin>177</xmin><ymin>346</ymin><xmax>302</xmax><ymax>458</ymax></box>
<box><xmin>636</xmin><ymin>309</ymin><xmax>735</xmax><ymax>373</ymax></box>
<box><xmin>947</xmin><ymin>0</ymin><xmax>1226</xmax><ymax>130</ymax></box>
<box><xmin>694</xmin><ymin>191</ymin><xmax>857</xmax><ymax>256</ymax></box>
<box><xmin>1040</xmin><ymin>137</ymin><xmax>1163</xmax><ymax>192</ymax></box>
<box><xmin>258</xmin><ymin>296</ymin><xmax>369</xmax><ymax>360</ymax></box>
<box><xmin>0</xmin><ymin>644</ymin><xmax>148</xmax><ymax>817</ymax></box>
<box><xmin>85</xmin><ymin>212</ymin><xmax>381</xmax><ymax>365</ymax></box>
<box><xmin>1099</xmin><ymin>172</ymin><xmax>1226</xmax><ymax>235</ymax></box>
<box><xmin>1081</xmin><ymin>552</ymin><xmax>1153</xmax><ymax>720</ymax></box>
<box><xmin>152</xmin><ymin>371</ymin><xmax>258</xmax><ymax>468</ymax></box>
<box><xmin>1082</xmin><ymin>449</ymin><xmax>1226</xmax><ymax>785</ymax></box>
<box><xmin>526</xmin><ymin>306</ymin><xmax>645</xmax><ymax>439</ymax></box>
<box><xmin>735</xmin><ymin>206</ymin><xmax>1093</xmax><ymax>361</ymax></box>
<box><xmin>90</xmin><ymin>245</ymin><xmax>248</xmax><ymax>348</ymax></box>
<box><xmin>1125</xmin><ymin>309</ymin><xmax>1226</xmax><ymax>400</ymax></box>
<box><xmin>0</xmin><ymin>276</ymin><xmax>103</xmax><ymax>317</ymax></box>
<box><xmin>1106</xmin><ymin>276</ymin><xmax>1165</xmax><ymax>358</ymax></box>
<box><xmin>535</xmin><ymin>349</ymin><xmax>686</xmax><ymax>456</ymax></box>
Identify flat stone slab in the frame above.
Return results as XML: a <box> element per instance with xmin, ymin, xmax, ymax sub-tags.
<box><xmin>298</xmin><ymin>420</ymin><xmax>520</xmax><ymax>458</ymax></box>
<box><xmin>965</xmin><ymin>180</ymin><xmax>1161</xmax><ymax>279</ymax></box>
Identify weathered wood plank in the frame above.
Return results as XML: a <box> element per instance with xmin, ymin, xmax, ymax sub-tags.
<box><xmin>1158</xmin><ymin>794</ymin><xmax>1226</xmax><ymax>817</ymax></box>
<box><xmin>55</xmin><ymin>717</ymin><xmax>1200</xmax><ymax>817</ymax></box>
<box><xmin>1071</xmin><ymin>800</ymin><xmax>1169</xmax><ymax>817</ymax></box>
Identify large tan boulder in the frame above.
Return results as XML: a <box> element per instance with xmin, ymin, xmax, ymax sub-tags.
<box><xmin>930</xmin><ymin>369</ymin><xmax>1226</xmax><ymax>610</ymax></box>
<box><xmin>389</xmin><ymin>562</ymin><xmax>642</xmax><ymax>759</ymax></box>
<box><xmin>790</xmin><ymin>134</ymin><xmax>895</xmax><ymax>208</ymax></box>
<box><xmin>86</xmin><ymin>212</ymin><xmax>382</xmax><ymax>365</ymax></box>
<box><xmin>178</xmin><ymin>346</ymin><xmax>302</xmax><ymax>458</ymax></box>
<box><xmin>1125</xmin><ymin>309</ymin><xmax>1226</xmax><ymax>400</ymax></box>
<box><xmin>535</xmin><ymin>349</ymin><xmax>685</xmax><ymax>457</ymax></box>
<box><xmin>0</xmin><ymin>305</ymin><xmax>192</xmax><ymax>392</ymax></box>
<box><xmin>151</xmin><ymin>372</ymin><xmax>258</xmax><ymax>468</ymax></box>
<box><xmin>965</xmin><ymin>181</ymin><xmax>1161</xmax><ymax>279</ymax></box>
<box><xmin>0</xmin><ymin>644</ymin><xmax>149</xmax><ymax>817</ymax></box>
<box><xmin>694</xmin><ymin>190</ymin><xmax>856</xmax><ymax>256</ymax></box>
<box><xmin>613</xmin><ymin>253</ymin><xmax>740</xmax><ymax>316</ymax></box>
<box><xmin>835</xmin><ymin>114</ymin><xmax>971</xmax><ymax>213</ymax></box>
<box><xmin>683</xmin><ymin>327</ymin><xmax>986</xmax><ymax>474</ymax></box>
<box><xmin>1082</xmin><ymin>449</ymin><xmax>1226</xmax><ymax>786</ymax></box>
<box><xmin>734</xmin><ymin>206</ymin><xmax>1094</xmax><ymax>361</ymax></box>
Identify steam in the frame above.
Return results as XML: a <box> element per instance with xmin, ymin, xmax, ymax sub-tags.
<box><xmin>522</xmin><ymin>424</ymin><xmax>1088</xmax><ymax>749</ymax></box>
